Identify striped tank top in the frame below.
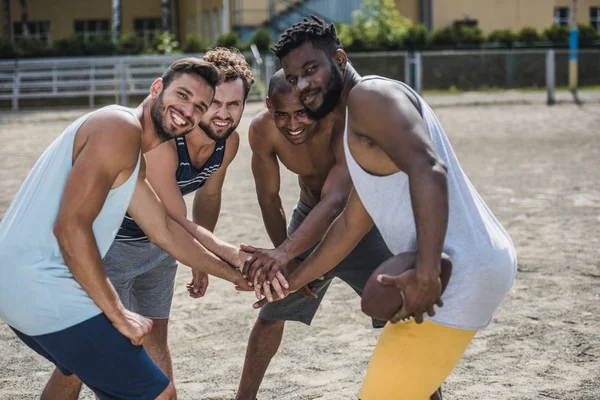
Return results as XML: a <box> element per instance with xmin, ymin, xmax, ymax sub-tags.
<box><xmin>116</xmin><ymin>135</ymin><xmax>226</xmax><ymax>242</ymax></box>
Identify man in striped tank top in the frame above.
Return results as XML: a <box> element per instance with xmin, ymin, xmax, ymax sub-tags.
<box><xmin>47</xmin><ymin>49</ymin><xmax>256</xmax><ymax>397</ymax></box>
<box><xmin>0</xmin><ymin>58</ymin><xmax>255</xmax><ymax>400</ymax></box>
<box><xmin>244</xmin><ymin>17</ymin><xmax>516</xmax><ymax>400</ymax></box>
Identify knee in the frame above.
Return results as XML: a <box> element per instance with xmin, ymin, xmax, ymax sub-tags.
<box><xmin>256</xmin><ymin>317</ymin><xmax>285</xmax><ymax>331</ymax></box>
<box><xmin>157</xmin><ymin>382</ymin><xmax>176</xmax><ymax>400</ymax></box>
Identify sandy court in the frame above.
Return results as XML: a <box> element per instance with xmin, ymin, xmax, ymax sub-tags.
<box><xmin>0</xmin><ymin>96</ymin><xmax>599</xmax><ymax>400</ymax></box>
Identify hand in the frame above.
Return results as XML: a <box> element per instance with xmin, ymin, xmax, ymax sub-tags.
<box><xmin>111</xmin><ymin>309</ymin><xmax>153</xmax><ymax>346</ymax></box>
<box><xmin>377</xmin><ymin>259</ymin><xmax>443</xmax><ymax>324</ymax></box>
<box><xmin>284</xmin><ymin>259</ymin><xmax>323</xmax><ymax>299</ymax></box>
<box><xmin>186</xmin><ymin>270</ymin><xmax>209</xmax><ymax>298</ymax></box>
<box><xmin>240</xmin><ymin>244</ymin><xmax>290</xmax><ymax>289</ymax></box>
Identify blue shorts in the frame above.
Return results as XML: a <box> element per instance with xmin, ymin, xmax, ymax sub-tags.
<box><xmin>11</xmin><ymin>313</ymin><xmax>170</xmax><ymax>400</ymax></box>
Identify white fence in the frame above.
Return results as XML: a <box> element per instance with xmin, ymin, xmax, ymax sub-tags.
<box><xmin>0</xmin><ymin>54</ymin><xmax>272</xmax><ymax>110</ymax></box>
<box><xmin>1</xmin><ymin>49</ymin><xmax>598</xmax><ymax>110</ymax></box>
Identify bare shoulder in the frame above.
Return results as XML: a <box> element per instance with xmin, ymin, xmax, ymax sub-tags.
<box><xmin>248</xmin><ymin>108</ymin><xmax>276</xmax><ymax>152</ymax></box>
<box><xmin>348</xmin><ymin>79</ymin><xmax>403</xmax><ymax>111</ymax></box>
<box><xmin>82</xmin><ymin>108</ymin><xmax>142</xmax><ymax>149</ymax></box>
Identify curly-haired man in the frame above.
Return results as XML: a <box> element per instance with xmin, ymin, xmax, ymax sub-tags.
<box><xmin>45</xmin><ymin>48</ymin><xmax>255</xmax><ymax>399</ymax></box>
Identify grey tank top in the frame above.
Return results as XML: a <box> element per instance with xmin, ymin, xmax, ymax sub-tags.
<box><xmin>344</xmin><ymin>76</ymin><xmax>517</xmax><ymax>330</ymax></box>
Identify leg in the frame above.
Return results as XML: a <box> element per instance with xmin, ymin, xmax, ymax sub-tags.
<box><xmin>41</xmin><ymin>368</ymin><xmax>82</xmax><ymax>400</ymax></box>
<box><xmin>143</xmin><ymin>318</ymin><xmax>174</xmax><ymax>381</ymax></box>
<box><xmin>359</xmin><ymin>320</ymin><xmax>476</xmax><ymax>400</ymax></box>
<box><xmin>236</xmin><ymin>318</ymin><xmax>285</xmax><ymax>400</ymax></box>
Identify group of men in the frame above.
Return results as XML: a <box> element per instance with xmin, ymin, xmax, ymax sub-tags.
<box><xmin>0</xmin><ymin>16</ymin><xmax>517</xmax><ymax>400</ymax></box>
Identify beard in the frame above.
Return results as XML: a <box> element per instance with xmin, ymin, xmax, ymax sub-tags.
<box><xmin>199</xmin><ymin>119</ymin><xmax>238</xmax><ymax>142</ymax></box>
<box><xmin>150</xmin><ymin>93</ymin><xmax>174</xmax><ymax>142</ymax></box>
<box><xmin>304</xmin><ymin>62</ymin><xmax>343</xmax><ymax>121</ymax></box>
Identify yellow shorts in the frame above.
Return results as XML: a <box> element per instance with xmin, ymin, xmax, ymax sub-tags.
<box><xmin>359</xmin><ymin>319</ymin><xmax>476</xmax><ymax>400</ymax></box>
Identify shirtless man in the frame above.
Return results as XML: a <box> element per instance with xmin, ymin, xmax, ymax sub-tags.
<box><xmin>0</xmin><ymin>58</ymin><xmax>252</xmax><ymax>400</ymax></box>
<box><xmin>44</xmin><ymin>48</ymin><xmax>255</xmax><ymax>399</ymax></box>
<box><xmin>235</xmin><ymin>70</ymin><xmax>391</xmax><ymax>400</ymax></box>
<box><xmin>247</xmin><ymin>16</ymin><xmax>517</xmax><ymax>399</ymax></box>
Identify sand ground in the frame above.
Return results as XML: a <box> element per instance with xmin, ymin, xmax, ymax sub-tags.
<box><xmin>0</xmin><ymin>93</ymin><xmax>599</xmax><ymax>399</ymax></box>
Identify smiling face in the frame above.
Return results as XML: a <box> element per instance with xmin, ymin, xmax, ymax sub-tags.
<box><xmin>281</xmin><ymin>42</ymin><xmax>344</xmax><ymax>121</ymax></box>
<box><xmin>198</xmin><ymin>78</ymin><xmax>245</xmax><ymax>141</ymax></box>
<box><xmin>267</xmin><ymin>88</ymin><xmax>317</xmax><ymax>145</ymax></box>
<box><xmin>150</xmin><ymin>73</ymin><xmax>214</xmax><ymax>142</ymax></box>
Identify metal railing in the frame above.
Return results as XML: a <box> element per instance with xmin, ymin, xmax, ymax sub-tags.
<box><xmin>1</xmin><ymin>48</ymin><xmax>598</xmax><ymax>110</ymax></box>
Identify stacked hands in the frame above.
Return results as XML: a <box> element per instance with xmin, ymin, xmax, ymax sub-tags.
<box><xmin>186</xmin><ymin>244</ymin><xmax>447</xmax><ymax>325</ymax></box>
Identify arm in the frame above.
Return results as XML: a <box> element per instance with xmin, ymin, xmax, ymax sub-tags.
<box><xmin>192</xmin><ymin>132</ymin><xmax>240</xmax><ymax>232</ymax></box>
<box><xmin>245</xmin><ymin>127</ymin><xmax>354</xmax><ymax>284</ymax></box>
<box><xmin>53</xmin><ymin>111</ymin><xmax>152</xmax><ymax>344</ymax></box>
<box><xmin>248</xmin><ymin>122</ymin><xmax>288</xmax><ymax>247</ymax></box>
<box><xmin>127</xmin><ymin>165</ymin><xmax>251</xmax><ymax>290</ymax></box>
<box><xmin>348</xmin><ymin>80</ymin><xmax>448</xmax><ymax>320</ymax></box>
<box><xmin>143</xmin><ymin>134</ymin><xmax>245</xmax><ymax>270</ymax></box>
<box><xmin>253</xmin><ymin>190</ymin><xmax>373</xmax><ymax>308</ymax></box>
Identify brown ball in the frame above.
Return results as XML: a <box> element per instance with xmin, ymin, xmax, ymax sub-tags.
<box><xmin>361</xmin><ymin>252</ymin><xmax>452</xmax><ymax>321</ymax></box>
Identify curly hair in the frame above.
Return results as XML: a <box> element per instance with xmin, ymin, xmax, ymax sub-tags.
<box><xmin>203</xmin><ymin>47</ymin><xmax>255</xmax><ymax>101</ymax></box>
<box><xmin>271</xmin><ymin>15</ymin><xmax>343</xmax><ymax>60</ymax></box>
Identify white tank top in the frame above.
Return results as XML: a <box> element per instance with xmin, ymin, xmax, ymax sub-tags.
<box><xmin>0</xmin><ymin>105</ymin><xmax>141</xmax><ymax>335</ymax></box>
<box><xmin>344</xmin><ymin>77</ymin><xmax>517</xmax><ymax>330</ymax></box>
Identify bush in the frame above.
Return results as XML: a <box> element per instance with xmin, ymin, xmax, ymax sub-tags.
<box><xmin>430</xmin><ymin>26</ymin><xmax>458</xmax><ymax>47</ymax></box>
<box><xmin>578</xmin><ymin>24</ymin><xmax>599</xmax><ymax>44</ymax></box>
<box><xmin>183</xmin><ymin>34</ymin><xmax>208</xmax><ymax>53</ymax></box>
<box><xmin>250</xmin><ymin>28</ymin><xmax>271</xmax><ymax>51</ymax></box>
<box><xmin>0</xmin><ymin>38</ymin><xmax>19</xmax><ymax>59</ymax></box>
<box><xmin>488</xmin><ymin>29</ymin><xmax>517</xmax><ymax>46</ymax></box>
<box><xmin>456</xmin><ymin>26</ymin><xmax>485</xmax><ymax>45</ymax></box>
<box><xmin>517</xmin><ymin>27</ymin><xmax>541</xmax><ymax>44</ymax></box>
<box><xmin>17</xmin><ymin>38</ymin><xmax>54</xmax><ymax>58</ymax></box>
<box><xmin>149</xmin><ymin>31</ymin><xmax>180</xmax><ymax>54</ymax></box>
<box><xmin>215</xmin><ymin>32</ymin><xmax>241</xmax><ymax>49</ymax></box>
<box><xmin>83</xmin><ymin>36</ymin><xmax>117</xmax><ymax>56</ymax></box>
<box><xmin>118</xmin><ymin>33</ymin><xmax>147</xmax><ymax>55</ymax></box>
<box><xmin>53</xmin><ymin>36</ymin><xmax>86</xmax><ymax>57</ymax></box>
<box><xmin>403</xmin><ymin>24</ymin><xmax>428</xmax><ymax>50</ymax></box>
<box><xmin>543</xmin><ymin>24</ymin><xmax>569</xmax><ymax>43</ymax></box>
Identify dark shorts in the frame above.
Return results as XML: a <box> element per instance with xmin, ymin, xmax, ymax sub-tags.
<box><xmin>259</xmin><ymin>200</ymin><xmax>392</xmax><ymax>328</ymax></box>
<box><xmin>11</xmin><ymin>313</ymin><xmax>170</xmax><ymax>400</ymax></box>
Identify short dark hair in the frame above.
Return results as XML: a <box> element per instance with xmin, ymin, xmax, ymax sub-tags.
<box><xmin>162</xmin><ymin>57</ymin><xmax>221</xmax><ymax>91</ymax></box>
<box><xmin>203</xmin><ymin>47</ymin><xmax>255</xmax><ymax>101</ymax></box>
<box><xmin>271</xmin><ymin>15</ymin><xmax>343</xmax><ymax>60</ymax></box>
<box><xmin>267</xmin><ymin>69</ymin><xmax>292</xmax><ymax>98</ymax></box>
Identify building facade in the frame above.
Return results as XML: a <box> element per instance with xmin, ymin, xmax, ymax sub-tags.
<box><xmin>1</xmin><ymin>0</ymin><xmax>599</xmax><ymax>47</ymax></box>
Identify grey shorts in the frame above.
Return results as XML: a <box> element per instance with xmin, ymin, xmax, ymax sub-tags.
<box><xmin>103</xmin><ymin>240</ymin><xmax>178</xmax><ymax>319</ymax></box>
<box><xmin>259</xmin><ymin>200</ymin><xmax>392</xmax><ymax>328</ymax></box>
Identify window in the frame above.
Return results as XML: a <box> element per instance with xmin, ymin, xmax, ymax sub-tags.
<box><xmin>74</xmin><ymin>20</ymin><xmax>110</xmax><ymax>40</ymax></box>
<box><xmin>134</xmin><ymin>18</ymin><xmax>161</xmax><ymax>39</ymax></box>
<box><xmin>554</xmin><ymin>7</ymin><xmax>569</xmax><ymax>26</ymax></box>
<box><xmin>591</xmin><ymin>7</ymin><xmax>600</xmax><ymax>31</ymax></box>
<box><xmin>12</xmin><ymin>20</ymin><xmax>50</xmax><ymax>42</ymax></box>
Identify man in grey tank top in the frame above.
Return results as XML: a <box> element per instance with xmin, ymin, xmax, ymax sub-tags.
<box><xmin>243</xmin><ymin>16</ymin><xmax>516</xmax><ymax>400</ymax></box>
<box><xmin>0</xmin><ymin>58</ymin><xmax>254</xmax><ymax>400</ymax></box>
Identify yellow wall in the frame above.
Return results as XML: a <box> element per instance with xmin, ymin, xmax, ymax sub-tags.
<box><xmin>432</xmin><ymin>0</ymin><xmax>600</xmax><ymax>33</ymax></box>
<box><xmin>7</xmin><ymin>0</ymin><xmax>111</xmax><ymax>40</ymax></box>
<box><xmin>554</xmin><ymin>0</ymin><xmax>600</xmax><ymax>24</ymax></box>
<box><xmin>395</xmin><ymin>0</ymin><xmax>420</xmax><ymax>23</ymax></box>
<box><xmin>121</xmin><ymin>0</ymin><xmax>161</xmax><ymax>35</ymax></box>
